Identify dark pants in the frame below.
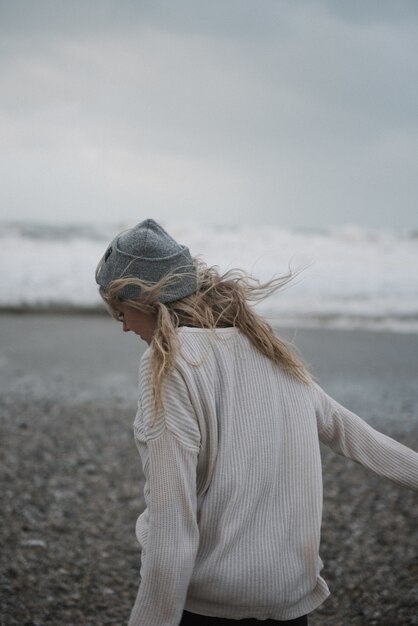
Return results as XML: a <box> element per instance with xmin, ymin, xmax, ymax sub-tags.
<box><xmin>180</xmin><ymin>610</ymin><xmax>308</xmax><ymax>625</ymax></box>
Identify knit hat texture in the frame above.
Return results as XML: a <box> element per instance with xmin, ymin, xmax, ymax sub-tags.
<box><xmin>96</xmin><ymin>219</ymin><xmax>197</xmax><ymax>303</ymax></box>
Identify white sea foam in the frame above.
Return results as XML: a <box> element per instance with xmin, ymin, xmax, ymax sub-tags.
<box><xmin>2</xmin><ymin>221</ymin><xmax>418</xmax><ymax>332</ymax></box>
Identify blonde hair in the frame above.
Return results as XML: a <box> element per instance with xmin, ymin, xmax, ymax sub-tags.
<box><xmin>98</xmin><ymin>259</ymin><xmax>311</xmax><ymax>413</ymax></box>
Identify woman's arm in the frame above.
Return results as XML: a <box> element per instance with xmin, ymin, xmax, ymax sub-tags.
<box><xmin>314</xmin><ymin>384</ymin><xmax>418</xmax><ymax>491</ymax></box>
<box><xmin>129</xmin><ymin>364</ymin><xmax>201</xmax><ymax>626</ymax></box>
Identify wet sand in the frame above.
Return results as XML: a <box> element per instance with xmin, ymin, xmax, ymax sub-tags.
<box><xmin>1</xmin><ymin>314</ymin><xmax>417</xmax><ymax>625</ymax></box>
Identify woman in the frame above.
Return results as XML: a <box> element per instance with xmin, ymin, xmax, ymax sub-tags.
<box><xmin>95</xmin><ymin>219</ymin><xmax>418</xmax><ymax>626</ymax></box>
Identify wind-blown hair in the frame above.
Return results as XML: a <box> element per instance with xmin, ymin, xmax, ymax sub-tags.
<box><xmin>97</xmin><ymin>258</ymin><xmax>311</xmax><ymax>413</ymax></box>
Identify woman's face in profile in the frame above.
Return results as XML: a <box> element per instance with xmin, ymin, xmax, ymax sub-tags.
<box><xmin>115</xmin><ymin>303</ymin><xmax>157</xmax><ymax>344</ymax></box>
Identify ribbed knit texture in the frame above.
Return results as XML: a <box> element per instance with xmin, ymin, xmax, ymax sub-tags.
<box><xmin>128</xmin><ymin>328</ymin><xmax>418</xmax><ymax>626</ymax></box>
<box><xmin>96</xmin><ymin>219</ymin><xmax>197</xmax><ymax>302</ymax></box>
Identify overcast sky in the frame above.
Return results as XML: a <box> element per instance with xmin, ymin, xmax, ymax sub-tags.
<box><xmin>1</xmin><ymin>0</ymin><xmax>418</xmax><ymax>230</ymax></box>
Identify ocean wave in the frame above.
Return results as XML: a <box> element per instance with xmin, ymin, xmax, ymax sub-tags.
<box><xmin>2</xmin><ymin>220</ymin><xmax>418</xmax><ymax>333</ymax></box>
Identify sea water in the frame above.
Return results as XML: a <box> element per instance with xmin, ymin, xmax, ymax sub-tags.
<box><xmin>2</xmin><ymin>221</ymin><xmax>418</xmax><ymax>333</ymax></box>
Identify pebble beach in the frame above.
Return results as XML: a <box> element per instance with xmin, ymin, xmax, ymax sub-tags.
<box><xmin>1</xmin><ymin>314</ymin><xmax>417</xmax><ymax>625</ymax></box>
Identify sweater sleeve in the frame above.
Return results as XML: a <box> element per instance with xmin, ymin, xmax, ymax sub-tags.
<box><xmin>314</xmin><ymin>384</ymin><xmax>418</xmax><ymax>491</ymax></box>
<box><xmin>128</xmin><ymin>363</ymin><xmax>201</xmax><ymax>626</ymax></box>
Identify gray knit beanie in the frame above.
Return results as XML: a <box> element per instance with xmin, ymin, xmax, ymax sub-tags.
<box><xmin>96</xmin><ymin>219</ymin><xmax>197</xmax><ymax>303</ymax></box>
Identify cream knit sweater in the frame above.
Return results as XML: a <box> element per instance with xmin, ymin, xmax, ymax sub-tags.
<box><xmin>128</xmin><ymin>328</ymin><xmax>418</xmax><ymax>626</ymax></box>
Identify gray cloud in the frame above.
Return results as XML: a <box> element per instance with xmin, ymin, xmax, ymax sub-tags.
<box><xmin>1</xmin><ymin>0</ymin><xmax>417</xmax><ymax>229</ymax></box>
